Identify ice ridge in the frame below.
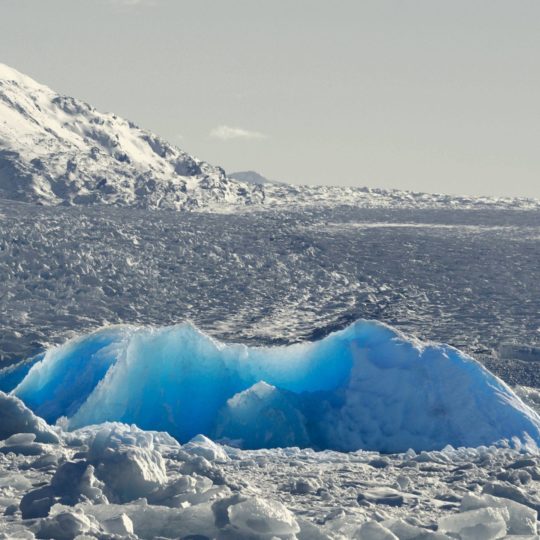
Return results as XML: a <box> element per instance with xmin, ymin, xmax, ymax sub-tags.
<box><xmin>8</xmin><ymin>320</ymin><xmax>540</xmax><ymax>452</ymax></box>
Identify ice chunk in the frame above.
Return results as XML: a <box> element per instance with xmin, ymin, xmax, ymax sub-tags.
<box><xmin>20</xmin><ymin>461</ymin><xmax>106</xmax><ymax>518</ymax></box>
<box><xmin>37</xmin><ymin>507</ymin><xmax>100</xmax><ymax>540</ymax></box>
<box><xmin>1</xmin><ymin>429</ymin><xmax>44</xmax><ymax>456</ymax></box>
<box><xmin>381</xmin><ymin>518</ymin><xmax>431</xmax><ymax>539</ymax></box>
<box><xmin>289</xmin><ymin>477</ymin><xmax>320</xmax><ymax>495</ymax></box>
<box><xmin>12</xmin><ymin>320</ymin><xmax>540</xmax><ymax>452</ymax></box>
<box><xmin>85</xmin><ymin>425</ymin><xmax>167</xmax><ymax>502</ymax></box>
<box><xmin>438</xmin><ymin>507</ymin><xmax>508</xmax><ymax>540</ymax></box>
<box><xmin>483</xmin><ymin>481</ymin><xmax>540</xmax><ymax>513</ymax></box>
<box><xmin>460</xmin><ymin>492</ymin><xmax>538</xmax><ymax>535</ymax></box>
<box><xmin>0</xmin><ymin>441</ymin><xmax>43</xmax><ymax>456</ymax></box>
<box><xmin>227</xmin><ymin>496</ymin><xmax>300</xmax><ymax>537</ymax></box>
<box><xmin>0</xmin><ymin>391</ymin><xmax>59</xmax><ymax>444</ymax></box>
<box><xmin>181</xmin><ymin>434</ymin><xmax>229</xmax><ymax>462</ymax></box>
<box><xmin>353</xmin><ymin>521</ymin><xmax>399</xmax><ymax>540</ymax></box>
<box><xmin>357</xmin><ymin>487</ymin><xmax>404</xmax><ymax>507</ymax></box>
<box><xmin>83</xmin><ymin>501</ymin><xmax>220</xmax><ymax>539</ymax></box>
<box><xmin>214</xmin><ymin>381</ymin><xmax>310</xmax><ymax>449</ymax></box>
<box><xmin>296</xmin><ymin>517</ymin><xmax>334</xmax><ymax>540</ymax></box>
<box><xmin>101</xmin><ymin>512</ymin><xmax>134</xmax><ymax>535</ymax></box>
<box><xmin>4</xmin><ymin>433</ymin><xmax>36</xmax><ymax>446</ymax></box>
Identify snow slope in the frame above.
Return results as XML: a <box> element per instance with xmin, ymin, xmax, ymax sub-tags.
<box><xmin>1</xmin><ymin>63</ymin><xmax>539</xmax><ymax>211</ymax></box>
<box><xmin>0</xmin><ymin>63</ymin><xmax>263</xmax><ymax>210</ymax></box>
<box><xmin>9</xmin><ymin>320</ymin><xmax>540</xmax><ymax>453</ymax></box>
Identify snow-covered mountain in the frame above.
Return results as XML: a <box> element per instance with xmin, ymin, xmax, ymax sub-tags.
<box><xmin>0</xmin><ymin>64</ymin><xmax>264</xmax><ymax>210</ymax></box>
<box><xmin>229</xmin><ymin>170</ymin><xmax>286</xmax><ymax>186</ymax></box>
<box><xmin>1</xmin><ymin>63</ymin><xmax>539</xmax><ymax>212</ymax></box>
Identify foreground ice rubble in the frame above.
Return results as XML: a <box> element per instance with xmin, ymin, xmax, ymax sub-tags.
<box><xmin>0</xmin><ymin>401</ymin><xmax>540</xmax><ymax>539</ymax></box>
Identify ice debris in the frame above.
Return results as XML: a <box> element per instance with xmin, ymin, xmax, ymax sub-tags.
<box><xmin>0</xmin><ymin>391</ymin><xmax>59</xmax><ymax>444</ymax></box>
<box><xmin>0</xmin><ymin>418</ymin><xmax>539</xmax><ymax>539</ymax></box>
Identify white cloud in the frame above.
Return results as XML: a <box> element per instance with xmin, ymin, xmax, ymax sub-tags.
<box><xmin>209</xmin><ymin>125</ymin><xmax>267</xmax><ymax>141</ymax></box>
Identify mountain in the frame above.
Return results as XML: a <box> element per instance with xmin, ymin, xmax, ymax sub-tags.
<box><xmin>1</xmin><ymin>63</ymin><xmax>538</xmax><ymax>212</ymax></box>
<box><xmin>229</xmin><ymin>170</ymin><xmax>286</xmax><ymax>186</ymax></box>
<box><xmin>0</xmin><ymin>64</ymin><xmax>263</xmax><ymax>210</ymax></box>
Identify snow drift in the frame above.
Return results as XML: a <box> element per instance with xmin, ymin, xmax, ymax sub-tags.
<box><xmin>8</xmin><ymin>320</ymin><xmax>540</xmax><ymax>452</ymax></box>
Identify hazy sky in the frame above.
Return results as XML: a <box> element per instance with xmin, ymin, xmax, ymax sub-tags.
<box><xmin>1</xmin><ymin>0</ymin><xmax>539</xmax><ymax>198</ymax></box>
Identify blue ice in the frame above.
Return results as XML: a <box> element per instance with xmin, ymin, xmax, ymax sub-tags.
<box><xmin>11</xmin><ymin>320</ymin><xmax>540</xmax><ymax>452</ymax></box>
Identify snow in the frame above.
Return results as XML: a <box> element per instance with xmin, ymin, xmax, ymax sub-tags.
<box><xmin>10</xmin><ymin>320</ymin><xmax>540</xmax><ymax>453</ymax></box>
<box><xmin>0</xmin><ymin>63</ymin><xmax>264</xmax><ymax>211</ymax></box>
<box><xmin>101</xmin><ymin>512</ymin><xmax>134</xmax><ymax>535</ymax></box>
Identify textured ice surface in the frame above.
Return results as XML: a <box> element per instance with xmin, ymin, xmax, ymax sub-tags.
<box><xmin>1</xmin><ymin>419</ymin><xmax>540</xmax><ymax>539</ymax></box>
<box><xmin>11</xmin><ymin>320</ymin><xmax>540</xmax><ymax>452</ymax></box>
<box><xmin>2</xmin><ymin>200</ymin><xmax>539</xmax><ymax>393</ymax></box>
<box><xmin>460</xmin><ymin>492</ymin><xmax>538</xmax><ymax>535</ymax></box>
<box><xmin>438</xmin><ymin>507</ymin><xmax>509</xmax><ymax>539</ymax></box>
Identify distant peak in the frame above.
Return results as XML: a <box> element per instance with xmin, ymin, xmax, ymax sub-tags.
<box><xmin>229</xmin><ymin>171</ymin><xmax>286</xmax><ymax>186</ymax></box>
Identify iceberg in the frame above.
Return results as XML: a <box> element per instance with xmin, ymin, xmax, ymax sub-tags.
<box><xmin>9</xmin><ymin>320</ymin><xmax>540</xmax><ymax>452</ymax></box>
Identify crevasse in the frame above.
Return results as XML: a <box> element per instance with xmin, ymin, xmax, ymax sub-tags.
<box><xmin>9</xmin><ymin>320</ymin><xmax>540</xmax><ymax>452</ymax></box>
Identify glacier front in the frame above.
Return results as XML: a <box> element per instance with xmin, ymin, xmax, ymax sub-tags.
<box><xmin>7</xmin><ymin>320</ymin><xmax>540</xmax><ymax>453</ymax></box>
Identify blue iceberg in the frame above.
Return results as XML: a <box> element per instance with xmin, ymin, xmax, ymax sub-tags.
<box><xmin>9</xmin><ymin>320</ymin><xmax>540</xmax><ymax>452</ymax></box>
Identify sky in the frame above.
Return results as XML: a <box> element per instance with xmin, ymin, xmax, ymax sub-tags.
<box><xmin>1</xmin><ymin>0</ymin><xmax>539</xmax><ymax>198</ymax></box>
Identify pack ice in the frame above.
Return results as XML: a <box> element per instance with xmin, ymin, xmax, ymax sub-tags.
<box><xmin>7</xmin><ymin>319</ymin><xmax>540</xmax><ymax>453</ymax></box>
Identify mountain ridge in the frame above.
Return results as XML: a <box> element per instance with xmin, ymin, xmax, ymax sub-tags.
<box><xmin>1</xmin><ymin>63</ymin><xmax>539</xmax><ymax>212</ymax></box>
<box><xmin>0</xmin><ymin>63</ymin><xmax>264</xmax><ymax>210</ymax></box>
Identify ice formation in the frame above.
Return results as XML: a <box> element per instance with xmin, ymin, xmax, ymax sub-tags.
<box><xmin>7</xmin><ymin>320</ymin><xmax>540</xmax><ymax>453</ymax></box>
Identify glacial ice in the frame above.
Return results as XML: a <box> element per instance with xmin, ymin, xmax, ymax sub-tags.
<box><xmin>10</xmin><ymin>320</ymin><xmax>540</xmax><ymax>452</ymax></box>
<box><xmin>0</xmin><ymin>391</ymin><xmax>59</xmax><ymax>444</ymax></box>
<box><xmin>437</xmin><ymin>507</ymin><xmax>509</xmax><ymax>539</ymax></box>
<box><xmin>460</xmin><ymin>492</ymin><xmax>538</xmax><ymax>535</ymax></box>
